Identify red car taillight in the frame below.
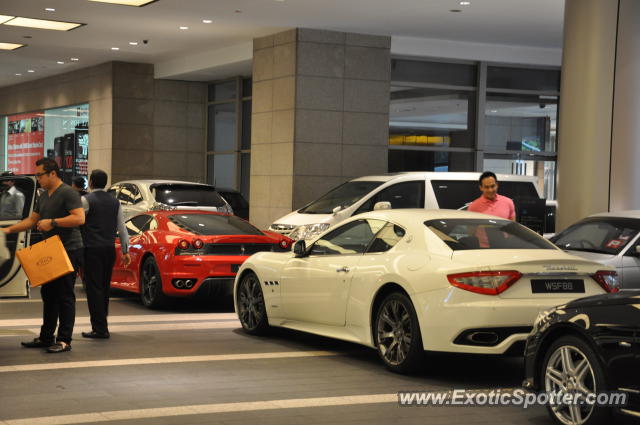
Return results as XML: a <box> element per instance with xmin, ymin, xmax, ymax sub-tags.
<box><xmin>447</xmin><ymin>270</ymin><xmax>522</xmax><ymax>295</ymax></box>
<box><xmin>279</xmin><ymin>239</ymin><xmax>290</xmax><ymax>249</ymax></box>
<box><xmin>192</xmin><ymin>239</ymin><xmax>204</xmax><ymax>249</ymax></box>
<box><xmin>592</xmin><ymin>270</ymin><xmax>620</xmax><ymax>293</ymax></box>
<box><xmin>177</xmin><ymin>239</ymin><xmax>190</xmax><ymax>250</ymax></box>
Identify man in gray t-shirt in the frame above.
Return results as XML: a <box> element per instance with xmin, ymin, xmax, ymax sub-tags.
<box><xmin>3</xmin><ymin>158</ymin><xmax>85</xmax><ymax>353</ymax></box>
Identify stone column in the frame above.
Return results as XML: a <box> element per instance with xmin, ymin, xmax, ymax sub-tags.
<box><xmin>250</xmin><ymin>28</ymin><xmax>390</xmax><ymax>228</ymax></box>
<box><xmin>557</xmin><ymin>0</ymin><xmax>640</xmax><ymax>229</ymax></box>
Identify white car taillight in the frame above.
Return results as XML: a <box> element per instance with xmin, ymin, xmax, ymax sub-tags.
<box><xmin>591</xmin><ymin>270</ymin><xmax>620</xmax><ymax>293</ymax></box>
<box><xmin>447</xmin><ymin>270</ymin><xmax>522</xmax><ymax>295</ymax></box>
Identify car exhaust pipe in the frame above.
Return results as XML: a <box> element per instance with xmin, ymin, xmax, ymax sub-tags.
<box><xmin>466</xmin><ymin>331</ymin><xmax>500</xmax><ymax>345</ymax></box>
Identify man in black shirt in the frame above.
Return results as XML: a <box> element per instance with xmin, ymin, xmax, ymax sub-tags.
<box><xmin>2</xmin><ymin>158</ymin><xmax>84</xmax><ymax>353</ymax></box>
<box><xmin>81</xmin><ymin>169</ymin><xmax>130</xmax><ymax>339</ymax></box>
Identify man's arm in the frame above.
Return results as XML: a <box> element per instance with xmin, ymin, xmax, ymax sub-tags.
<box><xmin>36</xmin><ymin>208</ymin><xmax>85</xmax><ymax>232</ymax></box>
<box><xmin>116</xmin><ymin>204</ymin><xmax>131</xmax><ymax>266</ymax></box>
<box><xmin>2</xmin><ymin>211</ymin><xmax>40</xmax><ymax>234</ymax></box>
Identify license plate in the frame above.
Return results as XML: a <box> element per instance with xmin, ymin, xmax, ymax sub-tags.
<box><xmin>531</xmin><ymin>279</ymin><xmax>585</xmax><ymax>293</ymax></box>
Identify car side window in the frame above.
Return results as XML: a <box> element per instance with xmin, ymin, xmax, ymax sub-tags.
<box><xmin>366</xmin><ymin>223</ymin><xmax>406</xmax><ymax>253</ymax></box>
<box><xmin>118</xmin><ymin>184</ymin><xmax>143</xmax><ymax>205</ymax></box>
<box><xmin>125</xmin><ymin>215</ymin><xmax>153</xmax><ymax>236</ymax></box>
<box><xmin>108</xmin><ymin>185</ymin><xmax>120</xmax><ymax>198</ymax></box>
<box><xmin>354</xmin><ymin>181</ymin><xmax>425</xmax><ymax>215</ymax></box>
<box><xmin>309</xmin><ymin>219</ymin><xmax>383</xmax><ymax>256</ymax></box>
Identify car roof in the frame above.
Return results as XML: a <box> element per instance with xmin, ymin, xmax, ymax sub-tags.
<box><xmin>353</xmin><ymin>208</ymin><xmax>511</xmax><ymax>222</ymax></box>
<box><xmin>589</xmin><ymin>210</ymin><xmax>640</xmax><ymax>219</ymax></box>
<box><xmin>350</xmin><ymin>171</ymin><xmax>538</xmax><ymax>183</ymax></box>
<box><xmin>113</xmin><ymin>179</ymin><xmax>211</xmax><ymax>187</ymax></box>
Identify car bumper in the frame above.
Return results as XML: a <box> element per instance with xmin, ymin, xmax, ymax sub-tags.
<box><xmin>413</xmin><ymin>287</ymin><xmax>579</xmax><ymax>354</ymax></box>
<box><xmin>160</xmin><ymin>255</ymin><xmax>247</xmax><ymax>297</ymax></box>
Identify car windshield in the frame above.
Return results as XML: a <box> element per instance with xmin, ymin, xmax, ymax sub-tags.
<box><xmin>298</xmin><ymin>181</ymin><xmax>383</xmax><ymax>214</ymax></box>
<box><xmin>425</xmin><ymin>218</ymin><xmax>556</xmax><ymax>250</ymax></box>
<box><xmin>153</xmin><ymin>184</ymin><xmax>226</xmax><ymax>207</ymax></box>
<box><xmin>551</xmin><ymin>217</ymin><xmax>640</xmax><ymax>255</ymax></box>
<box><xmin>168</xmin><ymin>214</ymin><xmax>263</xmax><ymax>236</ymax></box>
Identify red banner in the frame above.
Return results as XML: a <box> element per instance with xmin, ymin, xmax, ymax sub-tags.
<box><xmin>6</xmin><ymin>112</ymin><xmax>45</xmax><ymax>174</ymax></box>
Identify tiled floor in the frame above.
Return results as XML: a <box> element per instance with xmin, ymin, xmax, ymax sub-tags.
<box><xmin>0</xmin><ymin>286</ymin><xmax>631</xmax><ymax>425</ymax></box>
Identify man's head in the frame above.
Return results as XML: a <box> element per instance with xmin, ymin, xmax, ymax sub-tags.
<box><xmin>478</xmin><ymin>171</ymin><xmax>499</xmax><ymax>201</ymax></box>
<box><xmin>34</xmin><ymin>158</ymin><xmax>61</xmax><ymax>190</ymax></box>
<box><xmin>1</xmin><ymin>171</ymin><xmax>15</xmax><ymax>189</ymax></box>
<box><xmin>89</xmin><ymin>169</ymin><xmax>108</xmax><ymax>190</ymax></box>
<box><xmin>72</xmin><ymin>176</ymin><xmax>87</xmax><ymax>192</ymax></box>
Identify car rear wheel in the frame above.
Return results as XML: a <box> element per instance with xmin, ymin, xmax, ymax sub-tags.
<box><xmin>236</xmin><ymin>272</ymin><xmax>269</xmax><ymax>335</ymax></box>
<box><xmin>140</xmin><ymin>257</ymin><xmax>167</xmax><ymax>309</ymax></box>
<box><xmin>542</xmin><ymin>335</ymin><xmax>610</xmax><ymax>425</ymax></box>
<box><xmin>374</xmin><ymin>292</ymin><xmax>423</xmax><ymax>373</ymax></box>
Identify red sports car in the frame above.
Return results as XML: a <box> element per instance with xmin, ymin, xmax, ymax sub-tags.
<box><xmin>111</xmin><ymin>210</ymin><xmax>292</xmax><ymax>308</ymax></box>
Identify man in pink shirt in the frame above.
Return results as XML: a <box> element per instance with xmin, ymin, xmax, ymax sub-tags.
<box><xmin>468</xmin><ymin>171</ymin><xmax>516</xmax><ymax>220</ymax></box>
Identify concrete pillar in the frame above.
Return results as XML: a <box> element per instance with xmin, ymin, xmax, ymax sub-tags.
<box><xmin>250</xmin><ymin>28</ymin><xmax>391</xmax><ymax>228</ymax></box>
<box><xmin>557</xmin><ymin>0</ymin><xmax>640</xmax><ymax>229</ymax></box>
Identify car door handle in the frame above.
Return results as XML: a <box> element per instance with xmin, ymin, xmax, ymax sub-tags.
<box><xmin>336</xmin><ymin>266</ymin><xmax>350</xmax><ymax>273</ymax></box>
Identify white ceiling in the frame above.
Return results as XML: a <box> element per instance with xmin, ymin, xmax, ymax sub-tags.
<box><xmin>0</xmin><ymin>0</ymin><xmax>565</xmax><ymax>88</ymax></box>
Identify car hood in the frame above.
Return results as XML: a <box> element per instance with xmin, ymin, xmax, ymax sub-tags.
<box><xmin>562</xmin><ymin>249</ymin><xmax>618</xmax><ymax>265</ymax></box>
<box><xmin>271</xmin><ymin>210</ymin><xmax>334</xmax><ymax>227</ymax></box>
<box><xmin>564</xmin><ymin>289</ymin><xmax>640</xmax><ymax>308</ymax></box>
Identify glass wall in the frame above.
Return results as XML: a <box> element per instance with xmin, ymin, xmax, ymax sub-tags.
<box><xmin>2</xmin><ymin>103</ymin><xmax>89</xmax><ymax>184</ymax></box>
<box><xmin>390</xmin><ymin>59</ymin><xmax>560</xmax><ymax>199</ymax></box>
<box><xmin>206</xmin><ymin>77</ymin><xmax>251</xmax><ymax>200</ymax></box>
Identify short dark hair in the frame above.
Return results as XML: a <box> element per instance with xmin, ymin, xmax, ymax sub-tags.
<box><xmin>89</xmin><ymin>169</ymin><xmax>108</xmax><ymax>189</ymax></box>
<box><xmin>479</xmin><ymin>171</ymin><xmax>497</xmax><ymax>185</ymax></box>
<box><xmin>35</xmin><ymin>158</ymin><xmax>60</xmax><ymax>177</ymax></box>
<box><xmin>72</xmin><ymin>176</ymin><xmax>86</xmax><ymax>189</ymax></box>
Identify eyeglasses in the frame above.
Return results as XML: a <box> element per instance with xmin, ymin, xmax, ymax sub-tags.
<box><xmin>35</xmin><ymin>171</ymin><xmax>51</xmax><ymax>178</ymax></box>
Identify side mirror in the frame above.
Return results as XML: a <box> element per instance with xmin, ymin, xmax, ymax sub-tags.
<box><xmin>373</xmin><ymin>201</ymin><xmax>391</xmax><ymax>211</ymax></box>
<box><xmin>293</xmin><ymin>240</ymin><xmax>306</xmax><ymax>257</ymax></box>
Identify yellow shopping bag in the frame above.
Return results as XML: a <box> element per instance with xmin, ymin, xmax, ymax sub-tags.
<box><xmin>16</xmin><ymin>235</ymin><xmax>74</xmax><ymax>287</ymax></box>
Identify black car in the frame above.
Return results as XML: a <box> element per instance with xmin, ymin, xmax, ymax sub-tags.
<box><xmin>523</xmin><ymin>290</ymin><xmax>640</xmax><ymax>425</ymax></box>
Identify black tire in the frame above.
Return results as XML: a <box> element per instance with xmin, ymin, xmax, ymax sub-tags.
<box><xmin>541</xmin><ymin>335</ymin><xmax>610</xmax><ymax>425</ymax></box>
<box><xmin>140</xmin><ymin>257</ymin><xmax>167</xmax><ymax>309</ymax></box>
<box><xmin>374</xmin><ymin>292</ymin><xmax>424</xmax><ymax>373</ymax></box>
<box><xmin>236</xmin><ymin>272</ymin><xmax>269</xmax><ymax>335</ymax></box>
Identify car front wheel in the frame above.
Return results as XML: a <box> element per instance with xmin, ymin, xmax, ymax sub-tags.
<box><xmin>542</xmin><ymin>335</ymin><xmax>610</xmax><ymax>425</ymax></box>
<box><xmin>374</xmin><ymin>292</ymin><xmax>423</xmax><ymax>373</ymax></box>
<box><xmin>140</xmin><ymin>257</ymin><xmax>167</xmax><ymax>309</ymax></box>
<box><xmin>236</xmin><ymin>272</ymin><xmax>269</xmax><ymax>335</ymax></box>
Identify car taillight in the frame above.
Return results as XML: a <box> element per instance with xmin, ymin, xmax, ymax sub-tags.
<box><xmin>192</xmin><ymin>239</ymin><xmax>204</xmax><ymax>249</ymax></box>
<box><xmin>177</xmin><ymin>239</ymin><xmax>190</xmax><ymax>250</ymax></box>
<box><xmin>447</xmin><ymin>270</ymin><xmax>522</xmax><ymax>295</ymax></box>
<box><xmin>279</xmin><ymin>239</ymin><xmax>290</xmax><ymax>249</ymax></box>
<box><xmin>592</xmin><ymin>270</ymin><xmax>620</xmax><ymax>293</ymax></box>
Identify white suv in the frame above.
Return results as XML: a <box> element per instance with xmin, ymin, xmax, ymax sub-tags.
<box><xmin>108</xmin><ymin>180</ymin><xmax>233</xmax><ymax>220</ymax></box>
<box><xmin>270</xmin><ymin>172</ymin><xmax>548</xmax><ymax>240</ymax></box>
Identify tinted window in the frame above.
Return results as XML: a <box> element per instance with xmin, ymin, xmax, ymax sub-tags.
<box><xmin>367</xmin><ymin>222</ymin><xmax>406</xmax><ymax>253</ymax></box>
<box><xmin>168</xmin><ymin>214</ymin><xmax>262</xmax><ymax>236</ymax></box>
<box><xmin>551</xmin><ymin>218</ymin><xmax>640</xmax><ymax>255</ymax></box>
<box><xmin>355</xmin><ymin>181</ymin><xmax>425</xmax><ymax>214</ymax></box>
<box><xmin>298</xmin><ymin>181</ymin><xmax>383</xmax><ymax>214</ymax></box>
<box><xmin>425</xmin><ymin>218</ymin><xmax>555</xmax><ymax>250</ymax></box>
<box><xmin>126</xmin><ymin>214</ymin><xmax>153</xmax><ymax>236</ymax></box>
<box><xmin>153</xmin><ymin>184</ymin><xmax>226</xmax><ymax>208</ymax></box>
<box><xmin>431</xmin><ymin>180</ymin><xmax>539</xmax><ymax>210</ymax></box>
<box><xmin>118</xmin><ymin>184</ymin><xmax>142</xmax><ymax>205</ymax></box>
<box><xmin>310</xmin><ymin>219</ymin><xmax>384</xmax><ymax>256</ymax></box>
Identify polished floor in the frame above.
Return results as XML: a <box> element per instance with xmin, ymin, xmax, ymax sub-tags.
<box><xmin>0</xmin><ymin>285</ymin><xmax>625</xmax><ymax>425</ymax></box>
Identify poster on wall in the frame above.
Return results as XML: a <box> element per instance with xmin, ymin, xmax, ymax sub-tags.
<box><xmin>6</xmin><ymin>112</ymin><xmax>45</xmax><ymax>174</ymax></box>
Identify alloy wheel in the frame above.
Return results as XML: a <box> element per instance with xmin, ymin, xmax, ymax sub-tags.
<box><xmin>237</xmin><ymin>273</ymin><xmax>266</xmax><ymax>332</ymax></box>
<box><xmin>377</xmin><ymin>298</ymin><xmax>413</xmax><ymax>366</ymax></box>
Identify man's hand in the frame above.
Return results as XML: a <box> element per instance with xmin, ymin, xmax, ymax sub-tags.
<box><xmin>36</xmin><ymin>219</ymin><xmax>54</xmax><ymax>232</ymax></box>
<box><xmin>121</xmin><ymin>253</ymin><xmax>131</xmax><ymax>267</ymax></box>
<box><xmin>1</xmin><ymin>227</ymin><xmax>10</xmax><ymax>234</ymax></box>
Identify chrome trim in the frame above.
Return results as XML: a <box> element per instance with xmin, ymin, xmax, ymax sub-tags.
<box><xmin>619</xmin><ymin>387</ymin><xmax>640</xmax><ymax>394</ymax></box>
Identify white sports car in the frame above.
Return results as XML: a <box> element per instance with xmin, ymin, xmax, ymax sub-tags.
<box><xmin>234</xmin><ymin>210</ymin><xmax>618</xmax><ymax>373</ymax></box>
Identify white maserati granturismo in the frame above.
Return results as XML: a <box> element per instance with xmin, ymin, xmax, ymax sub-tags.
<box><xmin>234</xmin><ymin>209</ymin><xmax>618</xmax><ymax>373</ymax></box>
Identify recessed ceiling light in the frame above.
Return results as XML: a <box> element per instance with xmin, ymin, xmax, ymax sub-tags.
<box><xmin>3</xmin><ymin>17</ymin><xmax>84</xmax><ymax>31</ymax></box>
<box><xmin>27</xmin><ymin>69</ymin><xmax>35</xmax><ymax>73</ymax></box>
<box><xmin>88</xmin><ymin>0</ymin><xmax>158</xmax><ymax>6</ymax></box>
<box><xmin>0</xmin><ymin>42</ymin><xmax>25</xmax><ymax>50</ymax></box>
<box><xmin>202</xmin><ymin>19</ymin><xmax>212</xmax><ymax>24</ymax></box>
<box><xmin>460</xmin><ymin>1</ymin><xmax>471</xmax><ymax>5</ymax></box>
<box><xmin>15</xmin><ymin>73</ymin><xmax>22</xmax><ymax>76</ymax></box>
<box><xmin>0</xmin><ymin>15</ymin><xmax>15</xmax><ymax>24</ymax></box>
<box><xmin>490</xmin><ymin>110</ymin><xmax>498</xmax><ymax>113</ymax></box>
<box><xmin>111</xmin><ymin>46</ymin><xmax>120</xmax><ymax>50</ymax></box>
<box><xmin>70</xmin><ymin>57</ymin><xmax>79</xmax><ymax>61</ymax></box>
<box><xmin>45</xmin><ymin>7</ymin><xmax>56</xmax><ymax>12</ymax></box>
<box><xmin>57</xmin><ymin>61</ymin><xmax>65</xmax><ymax>64</ymax></box>
<box><xmin>179</xmin><ymin>26</ymin><xmax>189</xmax><ymax>30</ymax></box>
<box><xmin>129</xmin><ymin>41</ymin><xmax>138</xmax><ymax>45</ymax></box>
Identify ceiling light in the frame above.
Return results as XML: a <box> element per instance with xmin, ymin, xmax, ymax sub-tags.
<box><xmin>202</xmin><ymin>19</ymin><xmax>212</xmax><ymax>24</ymax></box>
<box><xmin>129</xmin><ymin>41</ymin><xmax>138</xmax><ymax>45</ymax></box>
<box><xmin>57</xmin><ymin>61</ymin><xmax>65</xmax><ymax>64</ymax></box>
<box><xmin>111</xmin><ymin>46</ymin><xmax>120</xmax><ymax>50</ymax></box>
<box><xmin>27</xmin><ymin>69</ymin><xmax>35</xmax><ymax>73</ymax></box>
<box><xmin>15</xmin><ymin>73</ymin><xmax>22</xmax><ymax>76</ymax></box>
<box><xmin>88</xmin><ymin>0</ymin><xmax>158</xmax><ymax>6</ymax></box>
<box><xmin>0</xmin><ymin>15</ymin><xmax>15</xmax><ymax>24</ymax></box>
<box><xmin>0</xmin><ymin>42</ymin><xmax>25</xmax><ymax>50</ymax></box>
<box><xmin>179</xmin><ymin>26</ymin><xmax>189</xmax><ymax>30</ymax></box>
<box><xmin>490</xmin><ymin>110</ymin><xmax>498</xmax><ymax>113</ymax></box>
<box><xmin>70</xmin><ymin>57</ymin><xmax>79</xmax><ymax>61</ymax></box>
<box><xmin>460</xmin><ymin>1</ymin><xmax>471</xmax><ymax>5</ymax></box>
<box><xmin>45</xmin><ymin>7</ymin><xmax>56</xmax><ymax>11</ymax></box>
<box><xmin>3</xmin><ymin>17</ymin><xmax>84</xmax><ymax>31</ymax></box>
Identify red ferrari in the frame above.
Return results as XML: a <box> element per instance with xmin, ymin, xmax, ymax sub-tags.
<box><xmin>111</xmin><ymin>210</ymin><xmax>292</xmax><ymax>308</ymax></box>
